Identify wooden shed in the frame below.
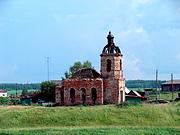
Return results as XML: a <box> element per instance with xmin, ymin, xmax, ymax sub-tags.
<box><xmin>161</xmin><ymin>80</ymin><xmax>180</xmax><ymax>91</ymax></box>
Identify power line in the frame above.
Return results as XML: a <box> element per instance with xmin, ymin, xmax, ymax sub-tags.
<box><xmin>47</xmin><ymin>57</ymin><xmax>49</xmax><ymax>81</ymax></box>
<box><xmin>171</xmin><ymin>73</ymin><xmax>174</xmax><ymax>100</ymax></box>
<box><xmin>156</xmin><ymin>69</ymin><xmax>158</xmax><ymax>101</ymax></box>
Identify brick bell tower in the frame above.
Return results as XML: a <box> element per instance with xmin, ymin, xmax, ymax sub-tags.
<box><xmin>101</xmin><ymin>31</ymin><xmax>125</xmax><ymax>104</ymax></box>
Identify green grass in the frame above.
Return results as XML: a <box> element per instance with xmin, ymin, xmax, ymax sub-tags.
<box><xmin>0</xmin><ymin>127</ymin><xmax>179</xmax><ymax>135</ymax></box>
<box><xmin>149</xmin><ymin>92</ymin><xmax>179</xmax><ymax>101</ymax></box>
<box><xmin>0</xmin><ymin>103</ymin><xmax>179</xmax><ymax>128</ymax></box>
<box><xmin>0</xmin><ymin>103</ymin><xmax>179</xmax><ymax>134</ymax></box>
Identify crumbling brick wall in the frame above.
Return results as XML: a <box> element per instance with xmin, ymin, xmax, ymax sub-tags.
<box><xmin>56</xmin><ymin>78</ymin><xmax>103</xmax><ymax>105</ymax></box>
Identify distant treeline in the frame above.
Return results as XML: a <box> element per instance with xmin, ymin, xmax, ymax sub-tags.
<box><xmin>126</xmin><ymin>80</ymin><xmax>166</xmax><ymax>89</ymax></box>
<box><xmin>0</xmin><ymin>80</ymin><xmax>166</xmax><ymax>90</ymax></box>
<box><xmin>0</xmin><ymin>83</ymin><xmax>41</xmax><ymax>91</ymax></box>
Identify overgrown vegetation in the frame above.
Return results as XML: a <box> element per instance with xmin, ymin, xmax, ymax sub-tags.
<box><xmin>0</xmin><ymin>127</ymin><xmax>179</xmax><ymax>135</ymax></box>
<box><xmin>0</xmin><ymin>97</ymin><xmax>9</xmax><ymax>105</ymax></box>
<box><xmin>0</xmin><ymin>102</ymin><xmax>179</xmax><ymax>134</ymax></box>
<box><xmin>62</xmin><ymin>60</ymin><xmax>93</xmax><ymax>79</ymax></box>
<box><xmin>40</xmin><ymin>81</ymin><xmax>56</xmax><ymax>102</ymax></box>
<box><xmin>149</xmin><ymin>92</ymin><xmax>179</xmax><ymax>101</ymax></box>
<box><xmin>0</xmin><ymin>103</ymin><xmax>179</xmax><ymax>128</ymax></box>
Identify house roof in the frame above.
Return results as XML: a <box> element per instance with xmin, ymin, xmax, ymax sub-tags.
<box><xmin>0</xmin><ymin>90</ymin><xmax>7</xmax><ymax>93</ymax></box>
<box><xmin>51</xmin><ymin>80</ymin><xmax>63</xmax><ymax>85</ymax></box>
<box><xmin>133</xmin><ymin>91</ymin><xmax>141</xmax><ymax>97</ymax></box>
<box><xmin>125</xmin><ymin>87</ymin><xmax>130</xmax><ymax>94</ymax></box>
<box><xmin>162</xmin><ymin>80</ymin><xmax>180</xmax><ymax>85</ymax></box>
<box><xmin>70</xmin><ymin>68</ymin><xmax>101</xmax><ymax>79</ymax></box>
<box><xmin>127</xmin><ymin>90</ymin><xmax>141</xmax><ymax>97</ymax></box>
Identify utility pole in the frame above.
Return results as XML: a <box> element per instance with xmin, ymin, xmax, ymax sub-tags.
<box><xmin>16</xmin><ymin>83</ymin><xmax>18</xmax><ymax>104</ymax></box>
<box><xmin>171</xmin><ymin>73</ymin><xmax>174</xmax><ymax>100</ymax></box>
<box><xmin>156</xmin><ymin>69</ymin><xmax>158</xmax><ymax>101</ymax></box>
<box><xmin>47</xmin><ymin>57</ymin><xmax>50</xmax><ymax>82</ymax></box>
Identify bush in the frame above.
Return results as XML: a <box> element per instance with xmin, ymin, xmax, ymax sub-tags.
<box><xmin>9</xmin><ymin>98</ymin><xmax>20</xmax><ymax>105</ymax></box>
<box><xmin>41</xmin><ymin>81</ymin><xmax>56</xmax><ymax>102</ymax></box>
<box><xmin>117</xmin><ymin>101</ymin><xmax>142</xmax><ymax>108</ymax></box>
<box><xmin>0</xmin><ymin>97</ymin><xmax>9</xmax><ymax>105</ymax></box>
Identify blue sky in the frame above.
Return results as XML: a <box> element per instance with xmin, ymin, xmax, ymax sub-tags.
<box><xmin>0</xmin><ymin>0</ymin><xmax>180</xmax><ymax>83</ymax></box>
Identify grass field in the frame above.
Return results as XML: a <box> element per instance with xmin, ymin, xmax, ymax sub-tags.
<box><xmin>0</xmin><ymin>127</ymin><xmax>179</xmax><ymax>135</ymax></box>
<box><xmin>0</xmin><ymin>103</ymin><xmax>179</xmax><ymax>134</ymax></box>
<box><xmin>149</xmin><ymin>92</ymin><xmax>179</xmax><ymax>101</ymax></box>
<box><xmin>7</xmin><ymin>89</ymin><xmax>38</xmax><ymax>95</ymax></box>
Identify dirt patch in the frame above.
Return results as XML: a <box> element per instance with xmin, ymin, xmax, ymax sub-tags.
<box><xmin>0</xmin><ymin>105</ymin><xmax>30</xmax><ymax>109</ymax></box>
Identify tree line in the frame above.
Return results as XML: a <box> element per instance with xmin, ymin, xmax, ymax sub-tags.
<box><xmin>0</xmin><ymin>83</ymin><xmax>41</xmax><ymax>91</ymax></box>
<box><xmin>126</xmin><ymin>80</ymin><xmax>166</xmax><ymax>89</ymax></box>
<box><xmin>0</xmin><ymin>80</ymin><xmax>165</xmax><ymax>91</ymax></box>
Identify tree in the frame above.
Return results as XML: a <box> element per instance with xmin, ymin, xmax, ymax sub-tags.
<box><xmin>41</xmin><ymin>81</ymin><xmax>56</xmax><ymax>102</ymax></box>
<box><xmin>21</xmin><ymin>89</ymin><xmax>29</xmax><ymax>96</ymax></box>
<box><xmin>62</xmin><ymin>61</ymin><xmax>93</xmax><ymax>79</ymax></box>
<box><xmin>83</xmin><ymin>60</ymin><xmax>93</xmax><ymax>68</ymax></box>
<box><xmin>69</xmin><ymin>61</ymin><xmax>82</xmax><ymax>75</ymax></box>
<box><xmin>0</xmin><ymin>97</ymin><xmax>9</xmax><ymax>105</ymax></box>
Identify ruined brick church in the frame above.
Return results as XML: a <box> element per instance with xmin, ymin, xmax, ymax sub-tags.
<box><xmin>55</xmin><ymin>32</ymin><xmax>125</xmax><ymax>105</ymax></box>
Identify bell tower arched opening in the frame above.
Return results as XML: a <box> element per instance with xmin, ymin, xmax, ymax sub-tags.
<box><xmin>106</xmin><ymin>59</ymin><xmax>111</xmax><ymax>72</ymax></box>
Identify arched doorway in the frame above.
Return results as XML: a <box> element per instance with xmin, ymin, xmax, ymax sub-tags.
<box><xmin>81</xmin><ymin>88</ymin><xmax>86</xmax><ymax>104</ymax></box>
<box><xmin>70</xmin><ymin>88</ymin><xmax>75</xmax><ymax>104</ymax></box>
<box><xmin>91</xmin><ymin>88</ymin><xmax>97</xmax><ymax>104</ymax></box>
<box><xmin>60</xmin><ymin>89</ymin><xmax>64</xmax><ymax>105</ymax></box>
<box><xmin>120</xmin><ymin>91</ymin><xmax>123</xmax><ymax>103</ymax></box>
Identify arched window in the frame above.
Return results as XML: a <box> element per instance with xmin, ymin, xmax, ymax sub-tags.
<box><xmin>106</xmin><ymin>59</ymin><xmax>111</xmax><ymax>72</ymax></box>
<box><xmin>120</xmin><ymin>60</ymin><xmax>122</xmax><ymax>70</ymax></box>
<box><xmin>120</xmin><ymin>91</ymin><xmax>123</xmax><ymax>103</ymax></box>
<box><xmin>70</xmin><ymin>88</ymin><xmax>75</xmax><ymax>104</ymax></box>
<box><xmin>81</xmin><ymin>88</ymin><xmax>86</xmax><ymax>104</ymax></box>
<box><xmin>91</xmin><ymin>88</ymin><xmax>97</xmax><ymax>104</ymax></box>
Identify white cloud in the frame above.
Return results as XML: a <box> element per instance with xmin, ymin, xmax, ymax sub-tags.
<box><xmin>135</xmin><ymin>13</ymin><xmax>143</xmax><ymax>17</ymax></box>
<box><xmin>66</xmin><ymin>14</ymin><xmax>80</xmax><ymax>20</ymax></box>
<box><xmin>9</xmin><ymin>18</ymin><xmax>23</xmax><ymax>23</ymax></box>
<box><xmin>0</xmin><ymin>64</ymin><xmax>19</xmax><ymax>82</ymax></box>
<box><xmin>135</xmin><ymin>27</ymin><xmax>145</xmax><ymax>33</ymax></box>
<box><xmin>178</xmin><ymin>7</ymin><xmax>180</xmax><ymax>12</ymax></box>
<box><xmin>52</xmin><ymin>14</ymin><xmax>63</xmax><ymax>23</ymax></box>
<box><xmin>176</xmin><ymin>53</ymin><xmax>180</xmax><ymax>61</ymax></box>
<box><xmin>124</xmin><ymin>53</ymin><xmax>142</xmax><ymax>79</ymax></box>
<box><xmin>0</xmin><ymin>23</ymin><xmax>4</xmax><ymax>27</ymax></box>
<box><xmin>53</xmin><ymin>14</ymin><xmax>84</xmax><ymax>23</ymax></box>
<box><xmin>135</xmin><ymin>0</ymin><xmax>150</xmax><ymax>5</ymax></box>
<box><xmin>120</xmin><ymin>26</ymin><xmax>151</xmax><ymax>47</ymax></box>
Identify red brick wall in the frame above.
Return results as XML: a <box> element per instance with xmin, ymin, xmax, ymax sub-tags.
<box><xmin>100</xmin><ymin>53</ymin><xmax>123</xmax><ymax>79</ymax></box>
<box><xmin>55</xmin><ymin>86</ymin><xmax>64</xmax><ymax>105</ymax></box>
<box><xmin>56</xmin><ymin>78</ymin><xmax>103</xmax><ymax>105</ymax></box>
<box><xmin>101</xmin><ymin>53</ymin><xmax>125</xmax><ymax>104</ymax></box>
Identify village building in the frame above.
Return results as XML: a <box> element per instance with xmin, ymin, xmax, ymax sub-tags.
<box><xmin>0</xmin><ymin>90</ymin><xmax>7</xmax><ymax>97</ymax></box>
<box><xmin>55</xmin><ymin>32</ymin><xmax>125</xmax><ymax>105</ymax></box>
<box><xmin>125</xmin><ymin>90</ymin><xmax>147</xmax><ymax>102</ymax></box>
<box><xmin>161</xmin><ymin>80</ymin><xmax>180</xmax><ymax>91</ymax></box>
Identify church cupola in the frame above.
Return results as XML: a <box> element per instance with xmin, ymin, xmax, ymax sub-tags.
<box><xmin>102</xmin><ymin>31</ymin><xmax>121</xmax><ymax>54</ymax></box>
<box><xmin>100</xmin><ymin>31</ymin><xmax>123</xmax><ymax>79</ymax></box>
